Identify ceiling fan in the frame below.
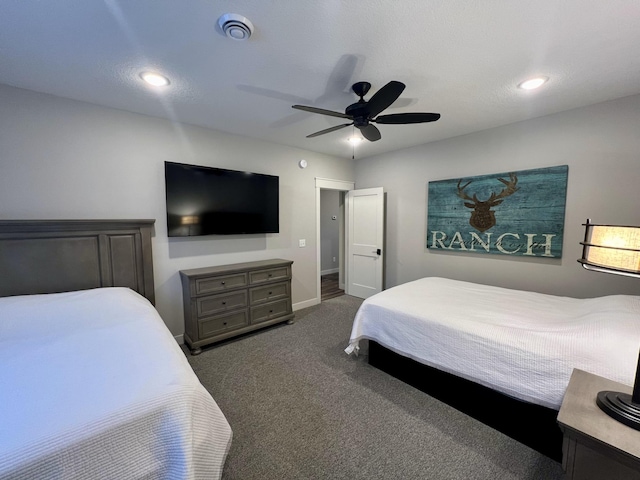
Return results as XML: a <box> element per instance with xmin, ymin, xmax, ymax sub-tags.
<box><xmin>292</xmin><ymin>81</ymin><xmax>440</xmax><ymax>142</ymax></box>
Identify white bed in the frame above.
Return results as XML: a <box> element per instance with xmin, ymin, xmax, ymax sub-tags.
<box><xmin>0</xmin><ymin>287</ymin><xmax>232</xmax><ymax>480</ymax></box>
<box><xmin>346</xmin><ymin>277</ymin><xmax>640</xmax><ymax>410</ymax></box>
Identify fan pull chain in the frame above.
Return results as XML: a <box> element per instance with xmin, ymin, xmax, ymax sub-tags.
<box><xmin>352</xmin><ymin>126</ymin><xmax>356</xmax><ymax>160</ymax></box>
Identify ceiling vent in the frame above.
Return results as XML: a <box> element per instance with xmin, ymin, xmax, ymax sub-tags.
<box><xmin>218</xmin><ymin>13</ymin><xmax>254</xmax><ymax>41</ymax></box>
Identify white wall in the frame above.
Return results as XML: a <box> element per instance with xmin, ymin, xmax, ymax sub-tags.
<box><xmin>0</xmin><ymin>84</ymin><xmax>355</xmax><ymax>335</ymax></box>
<box><xmin>320</xmin><ymin>189</ymin><xmax>340</xmax><ymax>274</ymax></box>
<box><xmin>355</xmin><ymin>94</ymin><xmax>640</xmax><ymax>298</ymax></box>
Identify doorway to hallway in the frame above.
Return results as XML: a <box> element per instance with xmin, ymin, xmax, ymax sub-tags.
<box><xmin>321</xmin><ymin>272</ymin><xmax>344</xmax><ymax>301</ymax></box>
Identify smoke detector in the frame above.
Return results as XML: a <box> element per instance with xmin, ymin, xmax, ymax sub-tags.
<box><xmin>218</xmin><ymin>13</ymin><xmax>254</xmax><ymax>41</ymax></box>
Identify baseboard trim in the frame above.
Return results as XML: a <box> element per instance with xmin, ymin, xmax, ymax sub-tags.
<box><xmin>321</xmin><ymin>268</ymin><xmax>339</xmax><ymax>275</ymax></box>
<box><xmin>174</xmin><ymin>333</ymin><xmax>184</xmax><ymax>345</ymax></box>
<box><xmin>293</xmin><ymin>298</ymin><xmax>320</xmax><ymax>311</ymax></box>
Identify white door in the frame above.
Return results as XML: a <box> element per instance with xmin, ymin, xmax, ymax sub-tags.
<box><xmin>345</xmin><ymin>187</ymin><xmax>384</xmax><ymax>299</ymax></box>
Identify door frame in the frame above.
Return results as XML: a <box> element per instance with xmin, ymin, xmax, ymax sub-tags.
<box><xmin>315</xmin><ymin>177</ymin><xmax>355</xmax><ymax>304</ymax></box>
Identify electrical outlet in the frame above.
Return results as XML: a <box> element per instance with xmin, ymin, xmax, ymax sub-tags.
<box><xmin>333</xmin><ymin>257</ymin><xmax>336</xmax><ymax>262</ymax></box>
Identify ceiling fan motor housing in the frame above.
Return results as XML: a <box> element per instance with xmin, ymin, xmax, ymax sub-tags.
<box><xmin>345</xmin><ymin>103</ymin><xmax>370</xmax><ymax>125</ymax></box>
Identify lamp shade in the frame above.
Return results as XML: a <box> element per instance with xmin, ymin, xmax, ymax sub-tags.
<box><xmin>579</xmin><ymin>221</ymin><xmax>640</xmax><ymax>278</ymax></box>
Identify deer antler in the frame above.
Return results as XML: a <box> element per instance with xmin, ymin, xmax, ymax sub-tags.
<box><xmin>457</xmin><ymin>173</ymin><xmax>519</xmax><ymax>206</ymax></box>
<box><xmin>456</xmin><ymin>180</ymin><xmax>474</xmax><ymax>201</ymax></box>
<box><xmin>491</xmin><ymin>173</ymin><xmax>519</xmax><ymax>202</ymax></box>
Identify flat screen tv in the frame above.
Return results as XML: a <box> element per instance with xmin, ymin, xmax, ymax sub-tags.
<box><xmin>165</xmin><ymin>161</ymin><xmax>279</xmax><ymax>236</ymax></box>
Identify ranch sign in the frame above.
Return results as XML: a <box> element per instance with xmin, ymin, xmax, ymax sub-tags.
<box><xmin>426</xmin><ymin>165</ymin><xmax>568</xmax><ymax>258</ymax></box>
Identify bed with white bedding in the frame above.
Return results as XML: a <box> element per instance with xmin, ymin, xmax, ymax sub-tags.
<box><xmin>0</xmin><ymin>220</ymin><xmax>232</xmax><ymax>479</ymax></box>
<box><xmin>347</xmin><ymin>276</ymin><xmax>640</xmax><ymax>409</ymax></box>
<box><xmin>0</xmin><ymin>288</ymin><xmax>232</xmax><ymax>480</ymax></box>
<box><xmin>345</xmin><ymin>277</ymin><xmax>640</xmax><ymax>459</ymax></box>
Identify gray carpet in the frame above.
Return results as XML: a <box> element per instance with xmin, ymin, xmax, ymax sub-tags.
<box><xmin>186</xmin><ymin>295</ymin><xmax>565</xmax><ymax>480</ymax></box>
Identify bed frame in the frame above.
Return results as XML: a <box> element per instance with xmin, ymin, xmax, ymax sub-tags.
<box><xmin>369</xmin><ymin>341</ymin><xmax>563</xmax><ymax>462</ymax></box>
<box><xmin>0</xmin><ymin>219</ymin><xmax>155</xmax><ymax>303</ymax></box>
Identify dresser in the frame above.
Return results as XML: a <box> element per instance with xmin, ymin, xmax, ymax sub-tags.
<box><xmin>557</xmin><ymin>369</ymin><xmax>640</xmax><ymax>480</ymax></box>
<box><xmin>180</xmin><ymin>259</ymin><xmax>294</xmax><ymax>355</ymax></box>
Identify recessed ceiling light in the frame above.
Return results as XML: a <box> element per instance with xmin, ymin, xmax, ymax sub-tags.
<box><xmin>348</xmin><ymin>136</ymin><xmax>363</xmax><ymax>145</ymax></box>
<box><xmin>140</xmin><ymin>72</ymin><xmax>170</xmax><ymax>87</ymax></box>
<box><xmin>518</xmin><ymin>76</ymin><xmax>548</xmax><ymax>90</ymax></box>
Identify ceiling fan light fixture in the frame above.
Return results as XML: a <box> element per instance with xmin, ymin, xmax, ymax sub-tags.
<box><xmin>348</xmin><ymin>136</ymin><xmax>363</xmax><ymax>145</ymax></box>
<box><xmin>218</xmin><ymin>13</ymin><xmax>254</xmax><ymax>41</ymax></box>
<box><xmin>139</xmin><ymin>71</ymin><xmax>170</xmax><ymax>87</ymax></box>
<box><xmin>518</xmin><ymin>76</ymin><xmax>548</xmax><ymax>90</ymax></box>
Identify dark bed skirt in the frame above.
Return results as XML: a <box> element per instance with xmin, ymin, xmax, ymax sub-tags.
<box><xmin>368</xmin><ymin>341</ymin><xmax>563</xmax><ymax>462</ymax></box>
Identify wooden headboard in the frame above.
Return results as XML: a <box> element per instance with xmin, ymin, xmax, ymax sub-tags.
<box><xmin>0</xmin><ymin>220</ymin><xmax>155</xmax><ymax>304</ymax></box>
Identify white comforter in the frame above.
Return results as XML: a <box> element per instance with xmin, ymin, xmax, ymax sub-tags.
<box><xmin>0</xmin><ymin>287</ymin><xmax>232</xmax><ymax>480</ymax></box>
<box><xmin>346</xmin><ymin>277</ymin><xmax>640</xmax><ymax>409</ymax></box>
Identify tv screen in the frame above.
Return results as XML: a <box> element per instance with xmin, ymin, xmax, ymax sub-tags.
<box><xmin>165</xmin><ymin>162</ymin><xmax>279</xmax><ymax>236</ymax></box>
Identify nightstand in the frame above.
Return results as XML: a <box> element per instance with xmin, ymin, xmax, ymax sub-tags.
<box><xmin>557</xmin><ymin>369</ymin><xmax>640</xmax><ymax>480</ymax></box>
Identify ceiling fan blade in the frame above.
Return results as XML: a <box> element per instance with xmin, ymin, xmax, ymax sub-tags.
<box><xmin>365</xmin><ymin>81</ymin><xmax>406</xmax><ymax>118</ymax></box>
<box><xmin>292</xmin><ymin>105</ymin><xmax>352</xmax><ymax>119</ymax></box>
<box><xmin>357</xmin><ymin>124</ymin><xmax>381</xmax><ymax>142</ymax></box>
<box><xmin>374</xmin><ymin>112</ymin><xmax>441</xmax><ymax>124</ymax></box>
<box><xmin>306</xmin><ymin>123</ymin><xmax>353</xmax><ymax>138</ymax></box>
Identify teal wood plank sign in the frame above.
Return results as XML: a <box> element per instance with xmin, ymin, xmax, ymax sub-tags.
<box><xmin>427</xmin><ymin>165</ymin><xmax>568</xmax><ymax>257</ymax></box>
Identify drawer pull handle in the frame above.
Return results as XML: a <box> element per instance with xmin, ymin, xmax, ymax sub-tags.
<box><xmin>269</xmin><ymin>309</ymin><xmax>273</xmax><ymax>313</ymax></box>
<box><xmin>268</xmin><ymin>291</ymin><xmax>272</xmax><ymax>295</ymax></box>
<box><xmin>268</xmin><ymin>273</ymin><xmax>272</xmax><ymax>277</ymax></box>
<box><xmin>222</xmin><ymin>301</ymin><xmax>226</xmax><ymax>305</ymax></box>
<box><xmin>223</xmin><ymin>322</ymin><xmax>227</xmax><ymax>326</ymax></box>
<box><xmin>221</xmin><ymin>281</ymin><xmax>226</xmax><ymax>285</ymax></box>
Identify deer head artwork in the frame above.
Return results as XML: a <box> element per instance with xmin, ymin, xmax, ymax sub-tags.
<box><xmin>456</xmin><ymin>173</ymin><xmax>519</xmax><ymax>232</ymax></box>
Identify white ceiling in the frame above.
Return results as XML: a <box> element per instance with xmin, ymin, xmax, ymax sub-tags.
<box><xmin>1</xmin><ymin>1</ymin><xmax>639</xmax><ymax>160</ymax></box>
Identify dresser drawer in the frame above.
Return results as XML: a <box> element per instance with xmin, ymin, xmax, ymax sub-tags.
<box><xmin>249</xmin><ymin>266</ymin><xmax>290</xmax><ymax>285</ymax></box>
<box><xmin>195</xmin><ymin>272</ymin><xmax>247</xmax><ymax>295</ymax></box>
<box><xmin>199</xmin><ymin>310</ymin><xmax>249</xmax><ymax>338</ymax></box>
<box><xmin>249</xmin><ymin>282</ymin><xmax>289</xmax><ymax>305</ymax></box>
<box><xmin>196</xmin><ymin>290</ymin><xmax>248</xmax><ymax>317</ymax></box>
<box><xmin>250</xmin><ymin>299</ymin><xmax>291</xmax><ymax>324</ymax></box>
